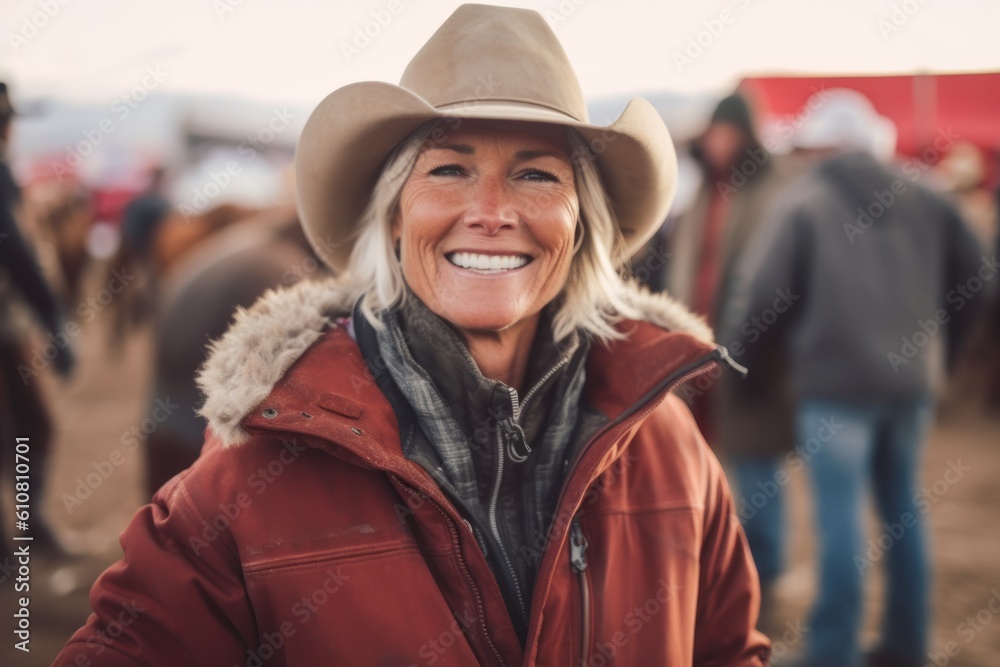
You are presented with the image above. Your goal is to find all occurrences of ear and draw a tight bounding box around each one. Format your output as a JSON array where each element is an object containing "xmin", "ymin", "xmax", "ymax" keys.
[
  {"xmin": 390, "ymin": 211, "xmax": 403, "ymax": 259},
  {"xmin": 390, "ymin": 209, "xmax": 402, "ymax": 243}
]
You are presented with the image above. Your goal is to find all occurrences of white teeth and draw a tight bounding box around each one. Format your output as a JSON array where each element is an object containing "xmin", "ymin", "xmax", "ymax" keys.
[{"xmin": 447, "ymin": 252, "xmax": 529, "ymax": 273}]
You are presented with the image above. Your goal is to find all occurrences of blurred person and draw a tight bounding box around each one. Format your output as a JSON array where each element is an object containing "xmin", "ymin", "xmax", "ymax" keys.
[
  {"xmin": 933, "ymin": 140, "xmax": 997, "ymax": 246},
  {"xmin": 122, "ymin": 166, "xmax": 172, "ymax": 261},
  {"xmin": 721, "ymin": 89, "xmax": 989, "ymax": 667},
  {"xmin": 0, "ymin": 81, "xmax": 75, "ymax": 559},
  {"xmin": 647, "ymin": 91, "xmax": 796, "ymax": 625},
  {"xmin": 933, "ymin": 141, "xmax": 1000, "ymax": 415},
  {"xmin": 54, "ymin": 6, "xmax": 770, "ymax": 665},
  {"xmin": 664, "ymin": 91, "xmax": 790, "ymax": 324},
  {"xmin": 108, "ymin": 165, "xmax": 173, "ymax": 346}
]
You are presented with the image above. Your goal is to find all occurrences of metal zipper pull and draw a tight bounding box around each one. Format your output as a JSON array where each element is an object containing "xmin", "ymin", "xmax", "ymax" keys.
[
  {"xmin": 501, "ymin": 417, "xmax": 530, "ymax": 462},
  {"xmin": 713, "ymin": 344, "xmax": 748, "ymax": 378},
  {"xmin": 570, "ymin": 516, "xmax": 589, "ymax": 572}
]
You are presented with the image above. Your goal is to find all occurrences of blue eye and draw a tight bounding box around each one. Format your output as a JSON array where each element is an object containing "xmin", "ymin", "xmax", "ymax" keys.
[
  {"xmin": 521, "ymin": 168, "xmax": 559, "ymax": 183},
  {"xmin": 429, "ymin": 164, "xmax": 466, "ymax": 177}
]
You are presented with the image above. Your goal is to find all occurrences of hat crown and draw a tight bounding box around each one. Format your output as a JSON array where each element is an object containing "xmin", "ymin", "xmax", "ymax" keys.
[{"xmin": 400, "ymin": 4, "xmax": 588, "ymax": 122}]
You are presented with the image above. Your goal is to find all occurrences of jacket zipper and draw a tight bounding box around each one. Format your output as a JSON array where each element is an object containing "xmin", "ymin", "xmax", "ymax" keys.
[
  {"xmin": 391, "ymin": 476, "xmax": 507, "ymax": 667},
  {"xmin": 524, "ymin": 346, "xmax": 744, "ymax": 657},
  {"xmin": 487, "ymin": 426, "xmax": 529, "ymax": 623},
  {"xmin": 553, "ymin": 346, "xmax": 743, "ymax": 522},
  {"xmin": 484, "ymin": 351, "xmax": 576, "ymax": 623},
  {"xmin": 569, "ymin": 515, "xmax": 590, "ymax": 664},
  {"xmin": 503, "ymin": 352, "xmax": 572, "ymax": 462}
]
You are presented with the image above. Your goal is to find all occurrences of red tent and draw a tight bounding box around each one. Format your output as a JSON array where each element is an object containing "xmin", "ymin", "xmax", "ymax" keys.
[{"xmin": 739, "ymin": 71, "xmax": 1000, "ymax": 174}]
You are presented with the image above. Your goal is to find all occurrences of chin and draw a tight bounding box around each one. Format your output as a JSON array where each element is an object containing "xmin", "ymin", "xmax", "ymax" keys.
[{"xmin": 433, "ymin": 304, "xmax": 530, "ymax": 335}]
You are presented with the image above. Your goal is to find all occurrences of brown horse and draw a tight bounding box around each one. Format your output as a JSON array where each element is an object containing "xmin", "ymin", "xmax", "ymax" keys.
[
  {"xmin": 141, "ymin": 204, "xmax": 328, "ymax": 495},
  {"xmin": 23, "ymin": 181, "xmax": 93, "ymax": 306},
  {"xmin": 106, "ymin": 202, "xmax": 258, "ymax": 348}
]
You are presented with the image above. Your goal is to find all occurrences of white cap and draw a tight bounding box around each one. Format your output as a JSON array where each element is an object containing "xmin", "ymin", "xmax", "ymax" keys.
[{"xmin": 794, "ymin": 88, "xmax": 897, "ymax": 160}]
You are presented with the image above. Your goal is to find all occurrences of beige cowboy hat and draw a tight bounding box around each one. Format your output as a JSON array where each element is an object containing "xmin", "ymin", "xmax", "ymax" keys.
[{"xmin": 296, "ymin": 3, "xmax": 677, "ymax": 272}]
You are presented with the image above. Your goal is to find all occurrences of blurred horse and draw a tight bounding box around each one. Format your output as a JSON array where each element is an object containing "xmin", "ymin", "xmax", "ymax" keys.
[
  {"xmin": 107, "ymin": 202, "xmax": 257, "ymax": 348},
  {"xmin": 25, "ymin": 182, "xmax": 93, "ymax": 306},
  {"xmin": 142, "ymin": 204, "xmax": 327, "ymax": 495}
]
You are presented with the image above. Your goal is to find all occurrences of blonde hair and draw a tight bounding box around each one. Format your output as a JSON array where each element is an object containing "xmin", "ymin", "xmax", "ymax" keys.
[{"xmin": 342, "ymin": 120, "xmax": 643, "ymax": 343}]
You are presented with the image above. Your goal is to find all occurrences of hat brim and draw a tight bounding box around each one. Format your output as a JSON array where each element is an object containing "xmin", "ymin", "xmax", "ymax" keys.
[{"xmin": 295, "ymin": 81, "xmax": 677, "ymax": 272}]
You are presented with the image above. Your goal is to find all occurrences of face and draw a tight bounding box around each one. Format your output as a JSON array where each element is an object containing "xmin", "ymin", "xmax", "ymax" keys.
[
  {"xmin": 393, "ymin": 121, "xmax": 579, "ymax": 336},
  {"xmin": 700, "ymin": 121, "xmax": 746, "ymax": 173}
]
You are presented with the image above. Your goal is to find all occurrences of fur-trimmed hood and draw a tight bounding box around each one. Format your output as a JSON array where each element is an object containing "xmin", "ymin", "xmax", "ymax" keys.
[{"xmin": 196, "ymin": 277, "xmax": 713, "ymax": 447}]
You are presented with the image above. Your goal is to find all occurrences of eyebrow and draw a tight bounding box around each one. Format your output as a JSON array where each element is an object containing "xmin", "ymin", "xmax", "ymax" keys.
[
  {"xmin": 425, "ymin": 143, "xmax": 475, "ymax": 154},
  {"xmin": 514, "ymin": 149, "xmax": 566, "ymax": 161},
  {"xmin": 423, "ymin": 144, "xmax": 567, "ymax": 161}
]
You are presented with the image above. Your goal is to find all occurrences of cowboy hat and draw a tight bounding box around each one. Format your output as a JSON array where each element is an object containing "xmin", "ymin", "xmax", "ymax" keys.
[{"xmin": 295, "ymin": 3, "xmax": 677, "ymax": 271}]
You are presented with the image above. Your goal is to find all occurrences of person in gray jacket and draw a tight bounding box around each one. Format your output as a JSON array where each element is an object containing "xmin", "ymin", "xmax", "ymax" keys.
[{"xmin": 720, "ymin": 89, "xmax": 989, "ymax": 667}]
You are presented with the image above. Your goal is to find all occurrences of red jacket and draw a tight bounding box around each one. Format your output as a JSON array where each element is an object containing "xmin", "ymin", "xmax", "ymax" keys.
[{"xmin": 54, "ymin": 279, "xmax": 770, "ymax": 666}]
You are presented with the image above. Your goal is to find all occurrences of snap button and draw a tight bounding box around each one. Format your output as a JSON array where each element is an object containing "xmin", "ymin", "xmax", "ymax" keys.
[
  {"xmin": 351, "ymin": 427, "xmax": 363, "ymax": 436},
  {"xmin": 262, "ymin": 408, "xmax": 278, "ymax": 419}
]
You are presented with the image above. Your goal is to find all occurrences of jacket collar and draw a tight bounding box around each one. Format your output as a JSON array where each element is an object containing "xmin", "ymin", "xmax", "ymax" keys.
[{"xmin": 196, "ymin": 276, "xmax": 716, "ymax": 449}]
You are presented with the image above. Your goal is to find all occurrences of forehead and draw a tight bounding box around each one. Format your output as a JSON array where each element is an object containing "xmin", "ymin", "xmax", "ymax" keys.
[{"xmin": 420, "ymin": 119, "xmax": 572, "ymax": 157}]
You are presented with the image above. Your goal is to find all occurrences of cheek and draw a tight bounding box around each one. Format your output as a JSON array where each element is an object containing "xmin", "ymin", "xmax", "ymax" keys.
[
  {"xmin": 397, "ymin": 190, "xmax": 453, "ymax": 250},
  {"xmin": 534, "ymin": 196, "xmax": 578, "ymax": 255}
]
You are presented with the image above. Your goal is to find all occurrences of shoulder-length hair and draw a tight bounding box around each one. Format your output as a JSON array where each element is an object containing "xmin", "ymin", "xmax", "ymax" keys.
[{"xmin": 342, "ymin": 120, "xmax": 643, "ymax": 343}]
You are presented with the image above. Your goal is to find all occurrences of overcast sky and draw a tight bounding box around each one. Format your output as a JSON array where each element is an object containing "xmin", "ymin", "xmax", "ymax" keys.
[{"xmin": 1, "ymin": 0, "xmax": 996, "ymax": 108}]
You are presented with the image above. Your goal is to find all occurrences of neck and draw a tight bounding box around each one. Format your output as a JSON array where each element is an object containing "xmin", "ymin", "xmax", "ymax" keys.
[{"xmin": 458, "ymin": 316, "xmax": 539, "ymax": 393}]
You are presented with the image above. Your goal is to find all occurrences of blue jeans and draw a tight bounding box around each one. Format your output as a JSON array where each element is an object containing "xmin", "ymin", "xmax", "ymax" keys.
[
  {"xmin": 798, "ymin": 398, "xmax": 933, "ymax": 667},
  {"xmin": 731, "ymin": 456, "xmax": 786, "ymax": 585}
]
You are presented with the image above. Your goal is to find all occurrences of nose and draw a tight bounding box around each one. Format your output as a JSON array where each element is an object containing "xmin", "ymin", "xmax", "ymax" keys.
[{"xmin": 461, "ymin": 173, "xmax": 518, "ymax": 235}]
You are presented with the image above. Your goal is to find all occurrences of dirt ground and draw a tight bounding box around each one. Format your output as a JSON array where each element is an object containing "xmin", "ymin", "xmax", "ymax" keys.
[{"xmin": 1, "ymin": 278, "xmax": 998, "ymax": 666}]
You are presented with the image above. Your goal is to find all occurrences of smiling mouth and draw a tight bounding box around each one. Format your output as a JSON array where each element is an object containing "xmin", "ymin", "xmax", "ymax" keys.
[{"xmin": 446, "ymin": 252, "xmax": 531, "ymax": 274}]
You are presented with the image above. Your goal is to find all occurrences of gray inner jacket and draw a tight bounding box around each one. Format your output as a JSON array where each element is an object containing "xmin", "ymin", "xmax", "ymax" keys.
[{"xmin": 367, "ymin": 291, "xmax": 598, "ymax": 641}]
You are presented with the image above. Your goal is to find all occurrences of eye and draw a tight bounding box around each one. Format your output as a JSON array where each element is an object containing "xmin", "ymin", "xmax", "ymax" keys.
[
  {"xmin": 519, "ymin": 168, "xmax": 560, "ymax": 183},
  {"xmin": 428, "ymin": 163, "xmax": 468, "ymax": 177}
]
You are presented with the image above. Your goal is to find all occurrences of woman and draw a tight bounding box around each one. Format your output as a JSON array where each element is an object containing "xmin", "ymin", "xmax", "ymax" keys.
[{"xmin": 55, "ymin": 5, "xmax": 770, "ymax": 665}]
